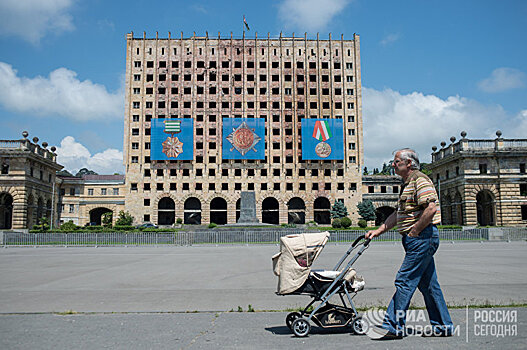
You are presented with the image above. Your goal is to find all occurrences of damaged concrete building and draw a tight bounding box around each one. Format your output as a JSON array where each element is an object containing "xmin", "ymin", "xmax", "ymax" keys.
[{"xmin": 123, "ymin": 32, "xmax": 364, "ymax": 225}]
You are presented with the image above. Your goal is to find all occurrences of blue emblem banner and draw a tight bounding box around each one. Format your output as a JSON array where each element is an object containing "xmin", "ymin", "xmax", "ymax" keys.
[
  {"xmin": 222, "ymin": 118, "xmax": 265, "ymax": 160},
  {"xmin": 151, "ymin": 118, "xmax": 194, "ymax": 160},
  {"xmin": 301, "ymin": 118, "xmax": 344, "ymax": 160}
]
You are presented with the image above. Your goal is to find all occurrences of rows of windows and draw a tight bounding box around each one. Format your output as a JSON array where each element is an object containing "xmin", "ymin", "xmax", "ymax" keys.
[
  {"xmin": 367, "ymin": 185, "xmax": 399, "ymax": 194},
  {"xmin": 131, "ymin": 114, "xmax": 355, "ymax": 124},
  {"xmin": 131, "ymin": 154, "xmax": 357, "ymax": 164},
  {"xmin": 131, "ymin": 182, "xmax": 357, "ymax": 192},
  {"xmin": 437, "ymin": 162, "xmax": 526, "ymax": 182},
  {"xmin": 59, "ymin": 204, "xmax": 76, "ymax": 213},
  {"xmin": 135, "ymin": 60, "xmax": 353, "ymax": 70},
  {"xmin": 134, "ymin": 73, "xmax": 353, "ymax": 84},
  {"xmin": 133, "ymin": 86, "xmax": 354, "ymax": 96},
  {"xmin": 135, "ymin": 44, "xmax": 355, "ymax": 58},
  {"xmin": 60, "ymin": 188, "xmax": 120, "ymax": 196},
  {"xmin": 26, "ymin": 166, "xmax": 52, "ymax": 182},
  {"xmin": 141, "ymin": 168, "xmax": 347, "ymax": 177},
  {"xmin": 132, "ymin": 100, "xmax": 355, "ymax": 111}
]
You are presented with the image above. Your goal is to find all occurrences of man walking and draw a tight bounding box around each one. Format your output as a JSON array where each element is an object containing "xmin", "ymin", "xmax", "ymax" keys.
[{"xmin": 366, "ymin": 148, "xmax": 454, "ymax": 340}]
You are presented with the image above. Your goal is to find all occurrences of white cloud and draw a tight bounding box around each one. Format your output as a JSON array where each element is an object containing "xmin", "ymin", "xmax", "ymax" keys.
[
  {"xmin": 0, "ymin": 62, "xmax": 123, "ymax": 121},
  {"xmin": 0, "ymin": 0, "xmax": 75, "ymax": 45},
  {"xmin": 362, "ymin": 87, "xmax": 524, "ymax": 170},
  {"xmin": 55, "ymin": 136, "xmax": 123, "ymax": 174},
  {"xmin": 278, "ymin": 0, "xmax": 351, "ymax": 32},
  {"xmin": 477, "ymin": 67, "xmax": 526, "ymax": 93},
  {"xmin": 380, "ymin": 33, "xmax": 400, "ymax": 46}
]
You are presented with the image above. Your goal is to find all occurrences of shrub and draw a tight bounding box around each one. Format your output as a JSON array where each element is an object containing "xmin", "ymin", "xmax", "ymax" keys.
[
  {"xmin": 208, "ymin": 223, "xmax": 217, "ymax": 229},
  {"xmin": 101, "ymin": 212, "xmax": 113, "ymax": 227},
  {"xmin": 113, "ymin": 225, "xmax": 135, "ymax": 231},
  {"xmin": 60, "ymin": 221, "xmax": 78, "ymax": 231},
  {"xmin": 115, "ymin": 211, "xmax": 134, "ymax": 226},
  {"xmin": 176, "ymin": 218, "xmax": 183, "ymax": 224},
  {"xmin": 358, "ymin": 219, "xmax": 367, "ymax": 228},
  {"xmin": 332, "ymin": 218, "xmax": 342, "ymax": 228},
  {"xmin": 32, "ymin": 217, "xmax": 50, "ymax": 231},
  {"xmin": 340, "ymin": 217, "xmax": 352, "ymax": 228},
  {"xmin": 86, "ymin": 225, "xmax": 104, "ymax": 231}
]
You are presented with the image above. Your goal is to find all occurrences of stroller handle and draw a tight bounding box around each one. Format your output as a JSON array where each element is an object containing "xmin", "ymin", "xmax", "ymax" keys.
[{"xmin": 352, "ymin": 235, "xmax": 371, "ymax": 248}]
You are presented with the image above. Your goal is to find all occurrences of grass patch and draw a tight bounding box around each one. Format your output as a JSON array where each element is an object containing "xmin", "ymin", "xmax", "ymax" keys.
[{"xmin": 55, "ymin": 310, "xmax": 78, "ymax": 315}]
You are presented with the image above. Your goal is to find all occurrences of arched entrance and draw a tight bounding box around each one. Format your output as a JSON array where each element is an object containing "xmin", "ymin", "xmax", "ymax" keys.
[
  {"xmin": 184, "ymin": 197, "xmax": 201, "ymax": 225},
  {"xmin": 440, "ymin": 195, "xmax": 452, "ymax": 225},
  {"xmin": 27, "ymin": 194, "xmax": 35, "ymax": 229},
  {"xmin": 36, "ymin": 197, "xmax": 44, "ymax": 222},
  {"xmin": 313, "ymin": 197, "xmax": 331, "ymax": 225},
  {"xmin": 287, "ymin": 197, "xmax": 305, "ymax": 224},
  {"xmin": 375, "ymin": 206, "xmax": 396, "ymax": 226},
  {"xmin": 0, "ymin": 192, "xmax": 13, "ymax": 229},
  {"xmin": 262, "ymin": 197, "xmax": 279, "ymax": 224},
  {"xmin": 46, "ymin": 199, "xmax": 52, "ymax": 219},
  {"xmin": 476, "ymin": 190, "xmax": 495, "ymax": 226},
  {"xmin": 89, "ymin": 207, "xmax": 112, "ymax": 226},
  {"xmin": 454, "ymin": 192, "xmax": 463, "ymax": 225},
  {"xmin": 210, "ymin": 197, "xmax": 227, "ymax": 225},
  {"xmin": 158, "ymin": 198, "xmax": 175, "ymax": 225}
]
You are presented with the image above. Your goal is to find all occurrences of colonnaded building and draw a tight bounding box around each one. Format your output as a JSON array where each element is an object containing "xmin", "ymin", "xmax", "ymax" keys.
[
  {"xmin": 123, "ymin": 32, "xmax": 364, "ymax": 225},
  {"xmin": 428, "ymin": 131, "xmax": 527, "ymax": 226}
]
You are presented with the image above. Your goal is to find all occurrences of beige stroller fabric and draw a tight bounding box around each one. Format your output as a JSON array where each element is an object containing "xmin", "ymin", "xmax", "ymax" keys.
[{"xmin": 272, "ymin": 232, "xmax": 330, "ymax": 294}]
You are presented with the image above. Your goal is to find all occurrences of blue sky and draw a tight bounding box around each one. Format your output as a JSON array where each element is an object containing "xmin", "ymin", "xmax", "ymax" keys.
[{"xmin": 1, "ymin": 0, "xmax": 526, "ymax": 173}]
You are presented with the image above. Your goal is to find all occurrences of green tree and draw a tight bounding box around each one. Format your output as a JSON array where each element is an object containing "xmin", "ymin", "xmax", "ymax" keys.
[
  {"xmin": 102, "ymin": 212, "xmax": 113, "ymax": 227},
  {"xmin": 363, "ymin": 167, "xmax": 369, "ymax": 175},
  {"xmin": 357, "ymin": 200, "xmax": 376, "ymax": 222},
  {"xmin": 380, "ymin": 162, "xmax": 395, "ymax": 175},
  {"xmin": 115, "ymin": 210, "xmax": 133, "ymax": 226},
  {"xmin": 330, "ymin": 200, "xmax": 349, "ymax": 219},
  {"xmin": 420, "ymin": 162, "xmax": 432, "ymax": 176},
  {"xmin": 75, "ymin": 168, "xmax": 98, "ymax": 177},
  {"xmin": 60, "ymin": 221, "xmax": 78, "ymax": 231}
]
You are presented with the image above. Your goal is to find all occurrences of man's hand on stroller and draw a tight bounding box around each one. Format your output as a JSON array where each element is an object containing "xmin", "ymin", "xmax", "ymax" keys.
[
  {"xmin": 365, "ymin": 229, "xmax": 382, "ymax": 240},
  {"xmin": 366, "ymin": 211, "xmax": 397, "ymax": 240}
]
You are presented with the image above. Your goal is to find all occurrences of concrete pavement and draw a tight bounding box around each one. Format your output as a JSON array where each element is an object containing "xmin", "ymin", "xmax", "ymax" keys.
[
  {"xmin": 0, "ymin": 308, "xmax": 525, "ymax": 349},
  {"xmin": 0, "ymin": 241, "xmax": 525, "ymax": 313}
]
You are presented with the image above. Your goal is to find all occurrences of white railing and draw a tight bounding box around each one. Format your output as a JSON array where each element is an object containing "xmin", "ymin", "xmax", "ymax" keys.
[
  {"xmin": 0, "ymin": 140, "xmax": 23, "ymax": 149},
  {"xmin": 2, "ymin": 228, "xmax": 527, "ymax": 246}
]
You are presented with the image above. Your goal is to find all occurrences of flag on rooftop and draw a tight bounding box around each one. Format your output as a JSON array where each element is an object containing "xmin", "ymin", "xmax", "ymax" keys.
[{"xmin": 243, "ymin": 15, "xmax": 250, "ymax": 31}]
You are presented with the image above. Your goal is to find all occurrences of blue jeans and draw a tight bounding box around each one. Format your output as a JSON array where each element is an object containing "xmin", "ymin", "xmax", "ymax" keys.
[{"xmin": 382, "ymin": 225, "xmax": 454, "ymax": 336}]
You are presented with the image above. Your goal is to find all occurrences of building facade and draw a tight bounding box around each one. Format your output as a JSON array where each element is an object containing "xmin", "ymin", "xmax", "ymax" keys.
[
  {"xmin": 57, "ymin": 175, "xmax": 125, "ymax": 226},
  {"xmin": 428, "ymin": 131, "xmax": 527, "ymax": 226},
  {"xmin": 123, "ymin": 32, "xmax": 364, "ymax": 225},
  {"xmin": 0, "ymin": 133, "xmax": 62, "ymax": 230},
  {"xmin": 362, "ymin": 175, "xmax": 400, "ymax": 225}
]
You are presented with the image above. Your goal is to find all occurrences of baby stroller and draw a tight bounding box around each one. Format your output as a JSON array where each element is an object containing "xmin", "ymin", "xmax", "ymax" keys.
[{"xmin": 272, "ymin": 232, "xmax": 371, "ymax": 337}]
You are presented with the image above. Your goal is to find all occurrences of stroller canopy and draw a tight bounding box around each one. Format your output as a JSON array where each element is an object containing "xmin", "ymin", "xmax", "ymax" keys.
[{"xmin": 272, "ymin": 232, "xmax": 330, "ymax": 294}]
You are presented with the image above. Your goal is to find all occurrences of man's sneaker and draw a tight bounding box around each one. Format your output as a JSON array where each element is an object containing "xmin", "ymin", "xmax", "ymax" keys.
[{"xmin": 368, "ymin": 326, "xmax": 403, "ymax": 340}]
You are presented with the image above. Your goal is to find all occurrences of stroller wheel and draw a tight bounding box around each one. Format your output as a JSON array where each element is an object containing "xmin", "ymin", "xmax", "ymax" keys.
[
  {"xmin": 292, "ymin": 317, "xmax": 311, "ymax": 337},
  {"xmin": 351, "ymin": 316, "xmax": 369, "ymax": 335},
  {"xmin": 286, "ymin": 312, "xmax": 301, "ymax": 329}
]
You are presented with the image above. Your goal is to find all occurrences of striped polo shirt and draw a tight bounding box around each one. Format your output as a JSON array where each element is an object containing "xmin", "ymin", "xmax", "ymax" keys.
[{"xmin": 396, "ymin": 170, "xmax": 441, "ymax": 235}]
